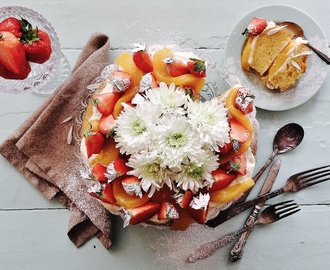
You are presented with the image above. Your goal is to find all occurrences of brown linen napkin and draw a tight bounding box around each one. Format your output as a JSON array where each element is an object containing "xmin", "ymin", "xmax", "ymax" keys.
[{"xmin": 0, "ymin": 32, "xmax": 113, "ymax": 248}]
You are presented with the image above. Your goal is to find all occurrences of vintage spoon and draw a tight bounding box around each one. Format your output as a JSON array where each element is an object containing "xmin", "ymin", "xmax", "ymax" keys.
[
  {"xmin": 280, "ymin": 21, "xmax": 330, "ymax": 65},
  {"xmin": 234, "ymin": 122, "xmax": 304, "ymax": 204}
]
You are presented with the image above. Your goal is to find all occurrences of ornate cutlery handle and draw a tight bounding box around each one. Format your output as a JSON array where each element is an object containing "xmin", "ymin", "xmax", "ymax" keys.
[
  {"xmin": 188, "ymin": 226, "xmax": 249, "ymax": 262},
  {"xmin": 229, "ymin": 207, "xmax": 260, "ymax": 261}
]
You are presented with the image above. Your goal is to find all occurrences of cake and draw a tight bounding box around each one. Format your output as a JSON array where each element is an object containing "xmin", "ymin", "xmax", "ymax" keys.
[
  {"xmin": 241, "ymin": 17, "xmax": 311, "ymax": 91},
  {"xmin": 80, "ymin": 44, "xmax": 258, "ymax": 230}
]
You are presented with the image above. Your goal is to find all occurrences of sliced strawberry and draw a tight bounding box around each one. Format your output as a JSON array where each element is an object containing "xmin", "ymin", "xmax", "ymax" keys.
[
  {"xmin": 209, "ymin": 168, "xmax": 237, "ymax": 191},
  {"xmin": 0, "ymin": 17, "xmax": 23, "ymax": 38},
  {"xmin": 84, "ymin": 125, "xmax": 105, "ymax": 158},
  {"xmin": 225, "ymin": 154, "xmax": 247, "ymax": 175},
  {"xmin": 242, "ymin": 17, "xmax": 267, "ymax": 37},
  {"xmin": 159, "ymin": 201, "xmax": 179, "ymax": 219},
  {"xmin": 218, "ymin": 141, "xmax": 233, "ymax": 154},
  {"xmin": 113, "ymin": 157, "xmax": 131, "ymax": 176},
  {"xmin": 163, "ymin": 56, "xmax": 189, "ymax": 77},
  {"xmin": 112, "ymin": 70, "xmax": 132, "ymax": 92},
  {"xmin": 229, "ymin": 118, "xmax": 250, "ymax": 152},
  {"xmin": 0, "ymin": 60, "xmax": 31, "ymax": 80},
  {"xmin": 89, "ymin": 182, "xmax": 116, "ymax": 204},
  {"xmin": 132, "ymin": 43, "xmax": 153, "ymax": 73},
  {"xmin": 122, "ymin": 176, "xmax": 142, "ymax": 197},
  {"xmin": 188, "ymin": 193, "xmax": 210, "ymax": 224},
  {"xmin": 139, "ymin": 72, "xmax": 159, "ymax": 92},
  {"xmin": 174, "ymin": 189, "xmax": 193, "ymax": 208},
  {"xmin": 91, "ymin": 92, "xmax": 121, "ymax": 116},
  {"xmin": 0, "ymin": 31, "xmax": 28, "ymax": 75},
  {"xmin": 125, "ymin": 201, "xmax": 161, "ymax": 225},
  {"xmin": 235, "ymin": 87, "xmax": 255, "ymax": 114},
  {"xmin": 91, "ymin": 163, "xmax": 108, "ymax": 182},
  {"xmin": 187, "ymin": 58, "xmax": 206, "ymax": 78},
  {"xmin": 98, "ymin": 114, "xmax": 115, "ymax": 137}
]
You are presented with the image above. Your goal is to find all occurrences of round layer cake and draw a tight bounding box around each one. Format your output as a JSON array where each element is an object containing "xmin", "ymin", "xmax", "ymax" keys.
[{"xmin": 80, "ymin": 44, "xmax": 258, "ymax": 230}]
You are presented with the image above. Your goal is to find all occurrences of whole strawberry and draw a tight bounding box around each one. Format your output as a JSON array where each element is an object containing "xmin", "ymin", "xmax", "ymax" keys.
[
  {"xmin": 0, "ymin": 17, "xmax": 23, "ymax": 38},
  {"xmin": 20, "ymin": 18, "xmax": 52, "ymax": 64}
]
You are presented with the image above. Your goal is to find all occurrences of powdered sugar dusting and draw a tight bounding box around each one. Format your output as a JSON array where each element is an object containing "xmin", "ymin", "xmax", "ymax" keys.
[{"xmin": 147, "ymin": 223, "xmax": 233, "ymax": 269}]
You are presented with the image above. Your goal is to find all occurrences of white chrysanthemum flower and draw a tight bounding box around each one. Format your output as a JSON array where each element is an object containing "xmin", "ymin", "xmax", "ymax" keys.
[
  {"xmin": 175, "ymin": 149, "xmax": 218, "ymax": 192},
  {"xmin": 145, "ymin": 82, "xmax": 187, "ymax": 115},
  {"xmin": 187, "ymin": 97, "xmax": 230, "ymax": 151},
  {"xmin": 156, "ymin": 114, "xmax": 201, "ymax": 168},
  {"xmin": 127, "ymin": 150, "xmax": 173, "ymax": 197},
  {"xmin": 114, "ymin": 103, "xmax": 161, "ymax": 154}
]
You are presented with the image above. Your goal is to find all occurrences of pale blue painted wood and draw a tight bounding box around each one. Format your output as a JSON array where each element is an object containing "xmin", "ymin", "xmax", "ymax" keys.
[{"xmin": 1, "ymin": 1, "xmax": 330, "ymax": 269}]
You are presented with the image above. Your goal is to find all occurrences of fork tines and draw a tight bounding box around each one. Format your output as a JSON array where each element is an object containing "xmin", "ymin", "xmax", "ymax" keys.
[
  {"xmin": 273, "ymin": 200, "xmax": 300, "ymax": 218},
  {"xmin": 298, "ymin": 165, "xmax": 330, "ymax": 187}
]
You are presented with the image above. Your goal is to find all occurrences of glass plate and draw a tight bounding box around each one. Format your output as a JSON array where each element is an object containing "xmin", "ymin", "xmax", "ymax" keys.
[{"xmin": 0, "ymin": 6, "xmax": 63, "ymax": 94}]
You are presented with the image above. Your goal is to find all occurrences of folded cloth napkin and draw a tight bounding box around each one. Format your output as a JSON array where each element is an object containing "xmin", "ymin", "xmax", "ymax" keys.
[{"xmin": 0, "ymin": 32, "xmax": 113, "ymax": 248}]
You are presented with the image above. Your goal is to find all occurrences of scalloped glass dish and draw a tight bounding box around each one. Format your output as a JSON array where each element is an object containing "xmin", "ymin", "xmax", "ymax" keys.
[
  {"xmin": 0, "ymin": 6, "xmax": 66, "ymax": 94},
  {"xmin": 225, "ymin": 5, "xmax": 329, "ymax": 111}
]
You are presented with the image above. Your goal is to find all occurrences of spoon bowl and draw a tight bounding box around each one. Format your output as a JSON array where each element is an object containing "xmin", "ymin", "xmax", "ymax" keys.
[
  {"xmin": 280, "ymin": 21, "xmax": 330, "ymax": 65},
  {"xmin": 235, "ymin": 123, "xmax": 304, "ymax": 203}
]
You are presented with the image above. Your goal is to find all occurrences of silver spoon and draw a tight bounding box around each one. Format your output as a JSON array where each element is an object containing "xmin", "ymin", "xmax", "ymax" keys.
[
  {"xmin": 234, "ymin": 122, "xmax": 304, "ymax": 204},
  {"xmin": 280, "ymin": 21, "xmax": 330, "ymax": 65}
]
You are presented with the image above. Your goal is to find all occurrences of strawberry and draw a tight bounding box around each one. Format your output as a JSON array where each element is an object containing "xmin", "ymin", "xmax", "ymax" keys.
[
  {"xmin": 88, "ymin": 182, "xmax": 116, "ymax": 204},
  {"xmin": 0, "ymin": 31, "xmax": 28, "ymax": 75},
  {"xmin": 218, "ymin": 141, "xmax": 232, "ymax": 154},
  {"xmin": 0, "ymin": 60, "xmax": 31, "ymax": 80},
  {"xmin": 122, "ymin": 176, "xmax": 142, "ymax": 197},
  {"xmin": 139, "ymin": 72, "xmax": 158, "ymax": 92},
  {"xmin": 242, "ymin": 17, "xmax": 268, "ymax": 37},
  {"xmin": 158, "ymin": 201, "xmax": 179, "ymax": 219},
  {"xmin": 98, "ymin": 114, "xmax": 115, "ymax": 137},
  {"xmin": 91, "ymin": 163, "xmax": 108, "ymax": 182},
  {"xmin": 112, "ymin": 70, "xmax": 132, "ymax": 92},
  {"xmin": 113, "ymin": 157, "xmax": 131, "ymax": 176},
  {"xmin": 0, "ymin": 17, "xmax": 23, "ymax": 38},
  {"xmin": 225, "ymin": 154, "xmax": 247, "ymax": 175},
  {"xmin": 235, "ymin": 87, "xmax": 255, "ymax": 114},
  {"xmin": 20, "ymin": 19, "xmax": 52, "ymax": 64},
  {"xmin": 187, "ymin": 58, "xmax": 206, "ymax": 78},
  {"xmin": 91, "ymin": 92, "xmax": 121, "ymax": 116},
  {"xmin": 132, "ymin": 43, "xmax": 153, "ymax": 73},
  {"xmin": 163, "ymin": 56, "xmax": 189, "ymax": 77},
  {"xmin": 229, "ymin": 118, "xmax": 250, "ymax": 152},
  {"xmin": 125, "ymin": 201, "xmax": 161, "ymax": 225},
  {"xmin": 208, "ymin": 168, "xmax": 237, "ymax": 191},
  {"xmin": 84, "ymin": 125, "xmax": 105, "ymax": 158},
  {"xmin": 183, "ymin": 87, "xmax": 201, "ymax": 101},
  {"xmin": 174, "ymin": 189, "xmax": 193, "ymax": 208},
  {"xmin": 188, "ymin": 193, "xmax": 210, "ymax": 224}
]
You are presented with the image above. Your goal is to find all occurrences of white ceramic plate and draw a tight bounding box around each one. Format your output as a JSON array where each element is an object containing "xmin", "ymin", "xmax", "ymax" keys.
[{"xmin": 224, "ymin": 5, "xmax": 329, "ymax": 111}]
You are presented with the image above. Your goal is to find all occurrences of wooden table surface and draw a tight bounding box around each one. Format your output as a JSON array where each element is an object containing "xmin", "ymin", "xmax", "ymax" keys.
[{"xmin": 1, "ymin": 1, "xmax": 330, "ymax": 269}]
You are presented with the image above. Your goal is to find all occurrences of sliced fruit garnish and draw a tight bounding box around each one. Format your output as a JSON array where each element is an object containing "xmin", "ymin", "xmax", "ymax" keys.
[{"xmin": 123, "ymin": 201, "xmax": 161, "ymax": 226}]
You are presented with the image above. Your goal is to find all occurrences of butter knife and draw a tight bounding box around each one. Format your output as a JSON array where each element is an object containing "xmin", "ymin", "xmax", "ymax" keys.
[{"xmin": 229, "ymin": 158, "xmax": 281, "ymax": 262}]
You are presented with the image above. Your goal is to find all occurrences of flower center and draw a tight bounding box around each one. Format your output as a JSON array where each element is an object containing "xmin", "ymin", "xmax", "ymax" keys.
[
  {"xmin": 168, "ymin": 131, "xmax": 187, "ymax": 148},
  {"xmin": 187, "ymin": 164, "xmax": 204, "ymax": 179},
  {"xmin": 131, "ymin": 118, "xmax": 146, "ymax": 135},
  {"xmin": 204, "ymin": 112, "xmax": 216, "ymax": 125}
]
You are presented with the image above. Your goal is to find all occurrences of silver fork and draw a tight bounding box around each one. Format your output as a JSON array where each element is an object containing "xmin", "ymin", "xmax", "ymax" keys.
[
  {"xmin": 188, "ymin": 200, "xmax": 300, "ymax": 263},
  {"xmin": 206, "ymin": 164, "xmax": 330, "ymax": 227}
]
